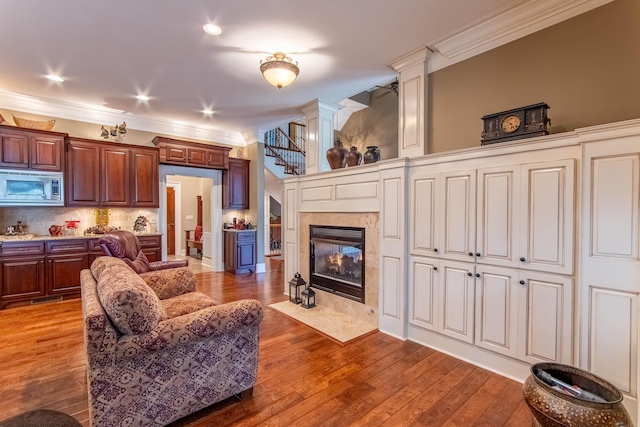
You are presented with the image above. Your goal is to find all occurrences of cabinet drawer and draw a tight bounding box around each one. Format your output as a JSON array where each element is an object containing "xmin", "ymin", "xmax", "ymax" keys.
[
  {"xmin": 237, "ymin": 232, "xmax": 256, "ymax": 242},
  {"xmin": 138, "ymin": 235, "xmax": 161, "ymax": 248},
  {"xmin": 0, "ymin": 242, "xmax": 45, "ymax": 256},
  {"xmin": 46, "ymin": 240, "xmax": 89, "ymax": 254},
  {"xmin": 88, "ymin": 238, "xmax": 102, "ymax": 252}
]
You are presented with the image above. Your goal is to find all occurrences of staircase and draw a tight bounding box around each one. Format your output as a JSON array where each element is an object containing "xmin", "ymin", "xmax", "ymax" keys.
[{"xmin": 265, "ymin": 122, "xmax": 306, "ymax": 175}]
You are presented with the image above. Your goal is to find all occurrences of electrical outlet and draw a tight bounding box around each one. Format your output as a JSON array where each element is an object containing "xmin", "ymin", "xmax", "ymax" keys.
[{"xmin": 185, "ymin": 215, "xmax": 194, "ymax": 220}]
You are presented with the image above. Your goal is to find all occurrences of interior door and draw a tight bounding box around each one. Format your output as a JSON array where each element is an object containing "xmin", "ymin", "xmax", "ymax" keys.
[{"xmin": 166, "ymin": 186, "xmax": 176, "ymax": 255}]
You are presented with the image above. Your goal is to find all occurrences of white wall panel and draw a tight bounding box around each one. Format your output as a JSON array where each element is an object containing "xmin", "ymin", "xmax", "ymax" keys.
[
  {"xmin": 300, "ymin": 185, "xmax": 333, "ymax": 202},
  {"xmin": 336, "ymin": 181, "xmax": 378, "ymax": 201},
  {"xmin": 382, "ymin": 256, "xmax": 401, "ymax": 319},
  {"xmin": 382, "ymin": 177, "xmax": 402, "ymax": 240}
]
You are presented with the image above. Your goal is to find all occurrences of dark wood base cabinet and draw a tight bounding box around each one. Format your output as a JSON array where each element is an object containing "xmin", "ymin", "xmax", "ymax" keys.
[
  {"xmin": 0, "ymin": 234, "xmax": 162, "ymax": 309},
  {"xmin": 224, "ymin": 230, "xmax": 256, "ymax": 274}
]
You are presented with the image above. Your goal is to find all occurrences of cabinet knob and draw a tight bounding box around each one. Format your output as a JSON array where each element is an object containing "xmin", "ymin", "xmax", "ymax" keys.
[
  {"xmin": 519, "ymin": 280, "xmax": 526, "ymax": 285},
  {"xmin": 433, "ymin": 267, "xmax": 438, "ymax": 271},
  {"xmin": 433, "ymin": 248, "xmax": 438, "ymax": 252},
  {"xmin": 475, "ymin": 273, "xmax": 480, "ymax": 278},
  {"xmin": 468, "ymin": 252, "xmax": 474, "ymax": 257},
  {"xmin": 475, "ymin": 252, "xmax": 481, "ymax": 257},
  {"xmin": 520, "ymin": 257, "xmax": 526, "ymax": 262},
  {"xmin": 467, "ymin": 272, "xmax": 472, "ymax": 277}
]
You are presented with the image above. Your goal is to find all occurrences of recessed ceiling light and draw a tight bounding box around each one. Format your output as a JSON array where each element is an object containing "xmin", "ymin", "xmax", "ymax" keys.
[
  {"xmin": 136, "ymin": 94, "xmax": 150, "ymax": 101},
  {"xmin": 45, "ymin": 74, "xmax": 64, "ymax": 83},
  {"xmin": 202, "ymin": 109, "xmax": 214, "ymax": 115},
  {"xmin": 203, "ymin": 24, "xmax": 222, "ymax": 36}
]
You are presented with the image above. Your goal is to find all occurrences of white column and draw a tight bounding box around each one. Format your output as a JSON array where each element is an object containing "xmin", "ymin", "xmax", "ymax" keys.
[
  {"xmin": 389, "ymin": 46, "xmax": 433, "ymax": 158},
  {"xmin": 300, "ymin": 100, "xmax": 340, "ymax": 174}
]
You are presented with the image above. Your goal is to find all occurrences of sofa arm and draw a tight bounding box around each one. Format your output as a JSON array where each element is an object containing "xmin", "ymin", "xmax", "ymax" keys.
[
  {"xmin": 115, "ymin": 299, "xmax": 263, "ymax": 360},
  {"xmin": 149, "ymin": 258, "xmax": 189, "ymax": 271},
  {"xmin": 138, "ymin": 267, "xmax": 197, "ymax": 300}
]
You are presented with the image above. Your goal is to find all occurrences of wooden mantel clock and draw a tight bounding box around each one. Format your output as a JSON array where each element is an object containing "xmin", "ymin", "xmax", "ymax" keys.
[{"xmin": 481, "ymin": 103, "xmax": 551, "ymax": 145}]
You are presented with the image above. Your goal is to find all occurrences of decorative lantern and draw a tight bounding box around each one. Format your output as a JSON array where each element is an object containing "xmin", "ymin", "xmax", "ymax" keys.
[
  {"xmin": 301, "ymin": 284, "xmax": 316, "ymax": 309},
  {"xmin": 289, "ymin": 272, "xmax": 306, "ymax": 304}
]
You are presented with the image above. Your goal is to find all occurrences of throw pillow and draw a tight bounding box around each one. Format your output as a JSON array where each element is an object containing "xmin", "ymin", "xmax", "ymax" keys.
[{"xmin": 92, "ymin": 257, "xmax": 166, "ymax": 335}]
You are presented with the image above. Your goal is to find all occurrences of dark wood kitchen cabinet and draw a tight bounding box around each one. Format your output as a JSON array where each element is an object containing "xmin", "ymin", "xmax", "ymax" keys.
[
  {"xmin": 0, "ymin": 124, "xmax": 65, "ymax": 171},
  {"xmin": 0, "ymin": 241, "xmax": 46, "ymax": 306},
  {"xmin": 224, "ymin": 230, "xmax": 256, "ymax": 274},
  {"xmin": 46, "ymin": 240, "xmax": 90, "ymax": 296},
  {"xmin": 67, "ymin": 138, "xmax": 159, "ymax": 207},
  {"xmin": 223, "ymin": 158, "xmax": 250, "ymax": 209},
  {"xmin": 152, "ymin": 136, "xmax": 230, "ymax": 170}
]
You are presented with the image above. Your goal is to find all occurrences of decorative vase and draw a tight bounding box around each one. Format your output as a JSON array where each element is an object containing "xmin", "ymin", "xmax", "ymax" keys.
[
  {"xmin": 326, "ymin": 138, "xmax": 348, "ymax": 170},
  {"xmin": 346, "ymin": 146, "xmax": 362, "ymax": 167},
  {"xmin": 523, "ymin": 362, "xmax": 632, "ymax": 427},
  {"xmin": 363, "ymin": 146, "xmax": 381, "ymax": 164}
]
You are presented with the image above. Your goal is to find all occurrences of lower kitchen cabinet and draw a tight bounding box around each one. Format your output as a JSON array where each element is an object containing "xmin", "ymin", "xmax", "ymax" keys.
[
  {"xmin": 408, "ymin": 256, "xmax": 573, "ymax": 365},
  {"xmin": 0, "ymin": 256, "xmax": 46, "ymax": 304},
  {"xmin": 46, "ymin": 240, "xmax": 90, "ymax": 295},
  {"xmin": 224, "ymin": 230, "xmax": 256, "ymax": 274}
]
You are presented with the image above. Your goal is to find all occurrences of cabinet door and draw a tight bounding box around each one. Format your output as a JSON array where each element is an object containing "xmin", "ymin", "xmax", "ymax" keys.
[
  {"xmin": 101, "ymin": 147, "xmax": 130, "ymax": 206},
  {"xmin": 0, "ymin": 131, "xmax": 29, "ymax": 169},
  {"xmin": 166, "ymin": 144, "xmax": 188, "ymax": 163},
  {"xmin": 476, "ymin": 166, "xmax": 519, "ymax": 268},
  {"xmin": 30, "ymin": 135, "xmax": 63, "ymax": 171},
  {"xmin": 0, "ymin": 256, "xmax": 45, "ymax": 301},
  {"xmin": 131, "ymin": 149, "xmax": 159, "ymax": 207},
  {"xmin": 47, "ymin": 253, "xmax": 89, "ymax": 295},
  {"xmin": 517, "ymin": 271, "xmax": 573, "ymax": 364},
  {"xmin": 474, "ymin": 265, "xmax": 519, "ymax": 358},
  {"xmin": 237, "ymin": 241, "xmax": 256, "ymax": 270},
  {"xmin": 67, "ymin": 141, "xmax": 100, "ymax": 206},
  {"xmin": 519, "ymin": 159, "xmax": 574, "ymax": 275},
  {"xmin": 223, "ymin": 159, "xmax": 250, "ymax": 209},
  {"xmin": 187, "ymin": 147, "xmax": 207, "ymax": 165},
  {"xmin": 408, "ymin": 256, "xmax": 439, "ymax": 331},
  {"xmin": 207, "ymin": 148, "xmax": 227, "ymax": 168},
  {"xmin": 409, "ymin": 173, "xmax": 440, "ymax": 257},
  {"xmin": 439, "ymin": 260, "xmax": 475, "ymax": 344},
  {"xmin": 224, "ymin": 232, "xmax": 236, "ymax": 270},
  {"xmin": 440, "ymin": 170, "xmax": 476, "ymax": 262}
]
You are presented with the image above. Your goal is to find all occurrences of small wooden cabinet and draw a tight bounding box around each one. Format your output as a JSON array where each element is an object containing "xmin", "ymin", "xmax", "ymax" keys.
[
  {"xmin": 0, "ymin": 124, "xmax": 65, "ymax": 171},
  {"xmin": 223, "ymin": 158, "xmax": 250, "ymax": 209},
  {"xmin": 46, "ymin": 240, "xmax": 90, "ymax": 296},
  {"xmin": 67, "ymin": 138, "xmax": 160, "ymax": 207},
  {"xmin": 224, "ymin": 230, "xmax": 256, "ymax": 274},
  {"xmin": 0, "ymin": 241, "xmax": 46, "ymax": 305},
  {"xmin": 152, "ymin": 136, "xmax": 230, "ymax": 170}
]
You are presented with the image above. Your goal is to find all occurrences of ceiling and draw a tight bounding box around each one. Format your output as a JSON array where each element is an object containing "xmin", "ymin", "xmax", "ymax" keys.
[{"xmin": 0, "ymin": 0, "xmax": 602, "ymax": 145}]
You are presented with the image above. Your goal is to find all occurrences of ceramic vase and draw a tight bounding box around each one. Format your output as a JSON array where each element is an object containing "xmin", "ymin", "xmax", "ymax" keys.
[
  {"xmin": 326, "ymin": 138, "xmax": 348, "ymax": 170},
  {"xmin": 363, "ymin": 146, "xmax": 381, "ymax": 164},
  {"xmin": 346, "ymin": 146, "xmax": 362, "ymax": 166}
]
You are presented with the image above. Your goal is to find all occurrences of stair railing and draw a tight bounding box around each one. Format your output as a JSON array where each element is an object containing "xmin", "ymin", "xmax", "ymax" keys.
[{"xmin": 265, "ymin": 124, "xmax": 306, "ymax": 175}]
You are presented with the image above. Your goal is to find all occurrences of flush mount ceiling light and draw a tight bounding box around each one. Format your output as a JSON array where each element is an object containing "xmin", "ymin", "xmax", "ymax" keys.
[
  {"xmin": 45, "ymin": 74, "xmax": 64, "ymax": 83},
  {"xmin": 259, "ymin": 52, "xmax": 299, "ymax": 89},
  {"xmin": 136, "ymin": 94, "xmax": 150, "ymax": 101}
]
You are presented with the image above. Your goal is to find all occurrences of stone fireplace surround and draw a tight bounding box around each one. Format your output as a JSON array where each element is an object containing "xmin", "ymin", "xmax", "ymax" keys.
[{"xmin": 299, "ymin": 212, "xmax": 379, "ymax": 328}]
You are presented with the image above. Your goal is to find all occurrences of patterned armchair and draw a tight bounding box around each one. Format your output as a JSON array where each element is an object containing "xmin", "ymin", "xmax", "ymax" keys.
[{"xmin": 81, "ymin": 257, "xmax": 263, "ymax": 426}]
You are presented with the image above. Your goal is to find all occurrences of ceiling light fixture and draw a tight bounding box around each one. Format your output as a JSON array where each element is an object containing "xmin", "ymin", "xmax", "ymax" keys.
[
  {"xmin": 203, "ymin": 24, "xmax": 222, "ymax": 36},
  {"xmin": 259, "ymin": 52, "xmax": 299, "ymax": 89},
  {"xmin": 136, "ymin": 94, "xmax": 150, "ymax": 101},
  {"xmin": 202, "ymin": 109, "xmax": 214, "ymax": 115},
  {"xmin": 45, "ymin": 74, "xmax": 64, "ymax": 83}
]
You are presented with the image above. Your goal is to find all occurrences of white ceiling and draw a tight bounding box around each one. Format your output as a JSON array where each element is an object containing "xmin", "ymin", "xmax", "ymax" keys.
[{"xmin": 0, "ymin": 0, "xmax": 608, "ymax": 145}]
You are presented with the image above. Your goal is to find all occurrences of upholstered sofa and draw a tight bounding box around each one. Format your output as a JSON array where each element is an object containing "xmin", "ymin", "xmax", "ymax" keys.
[{"xmin": 81, "ymin": 257, "xmax": 263, "ymax": 426}]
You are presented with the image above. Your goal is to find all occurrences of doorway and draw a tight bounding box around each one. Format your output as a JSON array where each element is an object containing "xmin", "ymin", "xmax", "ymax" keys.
[{"xmin": 166, "ymin": 186, "xmax": 176, "ymax": 255}]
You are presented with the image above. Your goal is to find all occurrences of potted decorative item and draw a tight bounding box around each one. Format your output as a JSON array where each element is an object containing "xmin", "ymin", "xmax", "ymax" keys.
[
  {"xmin": 64, "ymin": 220, "xmax": 79, "ymax": 236},
  {"xmin": 133, "ymin": 215, "xmax": 148, "ymax": 233},
  {"xmin": 347, "ymin": 146, "xmax": 362, "ymax": 166},
  {"xmin": 326, "ymin": 137, "xmax": 348, "ymax": 170},
  {"xmin": 363, "ymin": 146, "xmax": 381, "ymax": 164}
]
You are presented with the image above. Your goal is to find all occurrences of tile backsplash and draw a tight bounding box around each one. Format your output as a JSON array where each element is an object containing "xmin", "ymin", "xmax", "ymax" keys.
[{"xmin": 0, "ymin": 207, "xmax": 159, "ymax": 236}]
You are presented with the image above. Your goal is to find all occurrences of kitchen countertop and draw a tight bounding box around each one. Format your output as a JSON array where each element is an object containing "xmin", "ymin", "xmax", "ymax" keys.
[
  {"xmin": 0, "ymin": 232, "xmax": 162, "ymax": 243},
  {"xmin": 223, "ymin": 228, "xmax": 256, "ymax": 232}
]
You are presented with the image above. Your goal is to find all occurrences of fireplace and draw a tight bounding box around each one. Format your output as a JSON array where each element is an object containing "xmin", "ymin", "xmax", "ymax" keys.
[{"xmin": 310, "ymin": 225, "xmax": 365, "ymax": 303}]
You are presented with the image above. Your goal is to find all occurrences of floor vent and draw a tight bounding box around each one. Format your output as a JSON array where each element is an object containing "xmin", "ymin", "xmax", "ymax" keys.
[{"xmin": 32, "ymin": 296, "xmax": 63, "ymax": 304}]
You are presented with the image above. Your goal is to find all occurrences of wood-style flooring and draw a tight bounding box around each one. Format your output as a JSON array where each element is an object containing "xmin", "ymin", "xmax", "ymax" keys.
[{"xmin": 0, "ymin": 259, "xmax": 532, "ymax": 426}]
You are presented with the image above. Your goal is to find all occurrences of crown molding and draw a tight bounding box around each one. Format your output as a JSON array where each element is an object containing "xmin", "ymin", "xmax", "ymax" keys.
[
  {"xmin": 428, "ymin": 0, "xmax": 615, "ymax": 73},
  {"xmin": 389, "ymin": 46, "xmax": 434, "ymax": 72},
  {"xmin": 0, "ymin": 89, "xmax": 246, "ymax": 146}
]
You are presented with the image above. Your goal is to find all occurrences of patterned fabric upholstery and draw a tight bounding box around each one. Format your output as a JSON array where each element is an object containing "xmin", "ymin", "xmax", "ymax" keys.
[
  {"xmin": 139, "ymin": 267, "xmax": 197, "ymax": 300},
  {"xmin": 92, "ymin": 257, "xmax": 166, "ymax": 335},
  {"xmin": 81, "ymin": 258, "xmax": 263, "ymax": 427}
]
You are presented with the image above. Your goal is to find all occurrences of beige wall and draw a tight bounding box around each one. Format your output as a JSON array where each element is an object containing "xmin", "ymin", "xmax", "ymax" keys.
[
  {"xmin": 429, "ymin": 0, "xmax": 640, "ymax": 153},
  {"xmin": 337, "ymin": 87, "xmax": 398, "ymax": 162}
]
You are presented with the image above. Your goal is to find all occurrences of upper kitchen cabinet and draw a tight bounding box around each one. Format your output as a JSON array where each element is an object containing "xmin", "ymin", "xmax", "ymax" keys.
[
  {"xmin": 223, "ymin": 158, "xmax": 250, "ymax": 210},
  {"xmin": 152, "ymin": 136, "xmax": 230, "ymax": 170},
  {"xmin": 66, "ymin": 138, "xmax": 160, "ymax": 207},
  {"xmin": 0, "ymin": 124, "xmax": 66, "ymax": 171}
]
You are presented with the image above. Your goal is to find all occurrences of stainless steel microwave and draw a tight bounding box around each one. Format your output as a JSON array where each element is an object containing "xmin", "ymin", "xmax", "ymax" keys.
[{"xmin": 0, "ymin": 169, "xmax": 64, "ymax": 206}]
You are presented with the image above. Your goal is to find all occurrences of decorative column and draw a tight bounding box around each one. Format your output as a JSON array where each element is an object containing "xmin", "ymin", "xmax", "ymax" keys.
[
  {"xmin": 390, "ymin": 46, "xmax": 433, "ymax": 158},
  {"xmin": 300, "ymin": 100, "xmax": 341, "ymax": 174}
]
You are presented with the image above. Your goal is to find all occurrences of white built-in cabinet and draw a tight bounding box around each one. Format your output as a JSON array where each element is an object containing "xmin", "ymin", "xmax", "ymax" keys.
[
  {"xmin": 408, "ymin": 156, "xmax": 575, "ymax": 365},
  {"xmin": 581, "ymin": 135, "xmax": 640, "ymax": 407}
]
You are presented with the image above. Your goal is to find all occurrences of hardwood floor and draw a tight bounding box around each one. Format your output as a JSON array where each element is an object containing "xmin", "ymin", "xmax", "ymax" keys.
[{"xmin": 0, "ymin": 259, "xmax": 532, "ymax": 426}]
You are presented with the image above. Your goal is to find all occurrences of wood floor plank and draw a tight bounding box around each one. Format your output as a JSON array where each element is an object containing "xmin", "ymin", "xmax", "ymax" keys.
[{"xmin": 0, "ymin": 258, "xmax": 532, "ymax": 426}]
